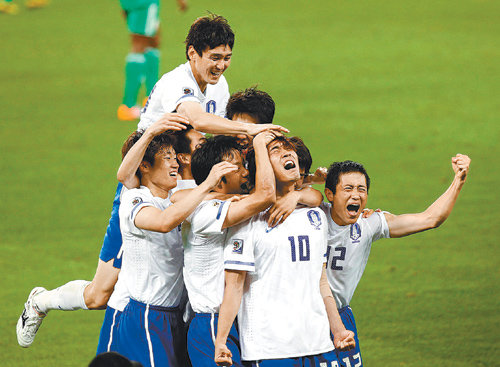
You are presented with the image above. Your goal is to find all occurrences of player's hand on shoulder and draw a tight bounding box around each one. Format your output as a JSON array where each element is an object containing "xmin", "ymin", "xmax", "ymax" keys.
[
  {"xmin": 266, "ymin": 191, "xmax": 298, "ymax": 227},
  {"xmin": 214, "ymin": 343, "xmax": 233, "ymax": 366},
  {"xmin": 247, "ymin": 123, "xmax": 289, "ymax": 136},
  {"xmin": 146, "ymin": 113, "xmax": 190, "ymax": 136},
  {"xmin": 451, "ymin": 154, "xmax": 471, "ymax": 182},
  {"xmin": 333, "ymin": 329, "xmax": 356, "ymax": 351},
  {"xmin": 202, "ymin": 161, "xmax": 238, "ymax": 190},
  {"xmin": 310, "ymin": 166, "xmax": 327, "ymax": 185},
  {"xmin": 362, "ymin": 208, "xmax": 381, "ymax": 218}
]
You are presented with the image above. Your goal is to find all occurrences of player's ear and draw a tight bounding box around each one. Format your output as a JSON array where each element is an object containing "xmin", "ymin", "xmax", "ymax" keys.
[
  {"xmin": 324, "ymin": 188, "xmax": 334, "ymax": 202},
  {"xmin": 177, "ymin": 153, "xmax": 190, "ymax": 165},
  {"xmin": 187, "ymin": 46, "xmax": 197, "ymax": 61},
  {"xmin": 139, "ymin": 161, "xmax": 151, "ymax": 175}
]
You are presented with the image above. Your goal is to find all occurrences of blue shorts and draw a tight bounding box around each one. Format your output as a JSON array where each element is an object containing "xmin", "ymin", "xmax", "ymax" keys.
[
  {"xmin": 98, "ymin": 183, "xmax": 123, "ymax": 269},
  {"xmin": 332, "ymin": 306, "xmax": 362, "ymax": 367},
  {"xmin": 244, "ymin": 350, "xmax": 338, "ymax": 367},
  {"xmin": 96, "ymin": 306, "xmax": 122, "ymax": 355},
  {"xmin": 188, "ymin": 313, "xmax": 243, "ymax": 367},
  {"xmin": 117, "ymin": 298, "xmax": 191, "ymax": 367}
]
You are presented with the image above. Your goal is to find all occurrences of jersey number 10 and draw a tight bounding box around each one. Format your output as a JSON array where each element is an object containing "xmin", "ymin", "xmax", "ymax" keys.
[{"xmin": 288, "ymin": 235, "xmax": 310, "ymax": 262}]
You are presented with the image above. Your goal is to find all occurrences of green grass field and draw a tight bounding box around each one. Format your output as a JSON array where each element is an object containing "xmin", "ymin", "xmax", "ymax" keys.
[{"xmin": 1, "ymin": 0, "xmax": 499, "ymax": 365}]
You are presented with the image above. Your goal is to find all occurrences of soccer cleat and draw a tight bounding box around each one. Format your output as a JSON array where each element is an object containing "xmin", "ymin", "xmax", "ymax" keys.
[
  {"xmin": 117, "ymin": 104, "xmax": 141, "ymax": 121},
  {"xmin": 0, "ymin": 1, "xmax": 20, "ymax": 14},
  {"xmin": 16, "ymin": 287, "xmax": 47, "ymax": 348},
  {"xmin": 25, "ymin": 0, "xmax": 48, "ymax": 9}
]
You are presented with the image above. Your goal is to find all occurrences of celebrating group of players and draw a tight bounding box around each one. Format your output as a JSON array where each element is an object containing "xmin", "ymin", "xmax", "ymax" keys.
[{"xmin": 16, "ymin": 14, "xmax": 471, "ymax": 367}]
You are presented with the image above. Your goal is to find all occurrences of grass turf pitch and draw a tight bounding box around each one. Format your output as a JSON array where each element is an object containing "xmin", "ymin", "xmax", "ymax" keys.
[{"xmin": 1, "ymin": 0, "xmax": 498, "ymax": 365}]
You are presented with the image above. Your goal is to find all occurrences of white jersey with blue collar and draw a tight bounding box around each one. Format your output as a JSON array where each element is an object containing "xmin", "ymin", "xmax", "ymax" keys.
[
  {"xmin": 320, "ymin": 202, "xmax": 390, "ymax": 309},
  {"xmin": 138, "ymin": 62, "xmax": 229, "ymax": 131},
  {"xmin": 118, "ymin": 186, "xmax": 184, "ymax": 307},
  {"xmin": 224, "ymin": 207, "xmax": 334, "ymax": 361}
]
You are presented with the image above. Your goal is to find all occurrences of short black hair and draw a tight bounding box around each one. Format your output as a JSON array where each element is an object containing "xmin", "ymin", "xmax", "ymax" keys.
[
  {"xmin": 325, "ymin": 160, "xmax": 371, "ymax": 194},
  {"xmin": 226, "ymin": 86, "xmax": 275, "ymax": 123},
  {"xmin": 121, "ymin": 131, "xmax": 177, "ymax": 179},
  {"xmin": 289, "ymin": 136, "xmax": 312, "ymax": 175},
  {"xmin": 191, "ymin": 135, "xmax": 244, "ymax": 185},
  {"xmin": 246, "ymin": 136, "xmax": 297, "ymax": 188},
  {"xmin": 185, "ymin": 14, "xmax": 235, "ymax": 59},
  {"xmin": 89, "ymin": 352, "xmax": 143, "ymax": 367},
  {"xmin": 172, "ymin": 125, "xmax": 194, "ymax": 155}
]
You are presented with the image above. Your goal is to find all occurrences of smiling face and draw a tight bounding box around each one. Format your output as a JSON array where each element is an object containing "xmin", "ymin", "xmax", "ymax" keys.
[
  {"xmin": 142, "ymin": 146, "xmax": 180, "ymax": 194},
  {"xmin": 325, "ymin": 172, "xmax": 368, "ymax": 226},
  {"xmin": 268, "ymin": 140, "xmax": 300, "ymax": 184},
  {"xmin": 189, "ymin": 44, "xmax": 232, "ymax": 92}
]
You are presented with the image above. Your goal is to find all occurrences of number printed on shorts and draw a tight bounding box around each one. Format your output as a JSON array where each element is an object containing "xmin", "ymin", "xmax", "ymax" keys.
[
  {"xmin": 288, "ymin": 235, "xmax": 310, "ymax": 262},
  {"xmin": 326, "ymin": 246, "xmax": 346, "ymax": 270}
]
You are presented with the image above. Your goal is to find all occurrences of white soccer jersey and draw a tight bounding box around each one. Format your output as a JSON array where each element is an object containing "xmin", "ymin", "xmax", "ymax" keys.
[
  {"xmin": 119, "ymin": 186, "xmax": 184, "ymax": 307},
  {"xmin": 224, "ymin": 207, "xmax": 334, "ymax": 361},
  {"xmin": 320, "ymin": 202, "xmax": 390, "ymax": 309},
  {"xmin": 169, "ymin": 179, "xmax": 197, "ymax": 197},
  {"xmin": 107, "ymin": 275, "xmax": 129, "ymax": 312},
  {"xmin": 138, "ymin": 62, "xmax": 229, "ymax": 131},
  {"xmin": 182, "ymin": 199, "xmax": 232, "ymax": 313}
]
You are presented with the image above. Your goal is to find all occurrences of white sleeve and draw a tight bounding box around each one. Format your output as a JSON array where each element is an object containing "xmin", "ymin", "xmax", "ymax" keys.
[
  {"xmin": 189, "ymin": 200, "xmax": 231, "ymax": 235},
  {"xmin": 161, "ymin": 76, "xmax": 202, "ymax": 113},
  {"xmin": 120, "ymin": 189, "xmax": 155, "ymax": 232},
  {"xmin": 366, "ymin": 211, "xmax": 391, "ymax": 242},
  {"xmin": 224, "ymin": 218, "xmax": 255, "ymax": 272}
]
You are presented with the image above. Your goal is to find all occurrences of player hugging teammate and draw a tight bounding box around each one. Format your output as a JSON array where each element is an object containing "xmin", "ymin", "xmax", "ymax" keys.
[{"xmin": 16, "ymin": 12, "xmax": 471, "ymax": 367}]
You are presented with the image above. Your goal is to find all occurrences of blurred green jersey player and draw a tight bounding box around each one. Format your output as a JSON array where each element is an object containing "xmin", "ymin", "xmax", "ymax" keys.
[{"xmin": 117, "ymin": 0, "xmax": 188, "ymax": 121}]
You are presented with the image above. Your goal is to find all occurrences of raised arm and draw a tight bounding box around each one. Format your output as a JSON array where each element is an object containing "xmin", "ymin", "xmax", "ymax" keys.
[
  {"xmin": 214, "ymin": 270, "xmax": 247, "ymax": 366},
  {"xmin": 117, "ymin": 114, "xmax": 189, "ymax": 189},
  {"xmin": 385, "ymin": 154, "xmax": 471, "ymax": 238},
  {"xmin": 320, "ymin": 265, "xmax": 355, "ymax": 351},
  {"xmin": 134, "ymin": 161, "xmax": 237, "ymax": 232},
  {"xmin": 221, "ymin": 131, "xmax": 277, "ymax": 229},
  {"xmin": 177, "ymin": 101, "xmax": 288, "ymax": 136}
]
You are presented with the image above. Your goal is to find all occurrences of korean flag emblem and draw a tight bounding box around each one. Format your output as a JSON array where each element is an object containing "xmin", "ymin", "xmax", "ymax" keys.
[
  {"xmin": 307, "ymin": 210, "xmax": 322, "ymax": 230},
  {"xmin": 183, "ymin": 87, "xmax": 194, "ymax": 96},
  {"xmin": 350, "ymin": 223, "xmax": 361, "ymax": 243},
  {"xmin": 132, "ymin": 197, "xmax": 143, "ymax": 206},
  {"xmin": 232, "ymin": 239, "xmax": 244, "ymax": 254}
]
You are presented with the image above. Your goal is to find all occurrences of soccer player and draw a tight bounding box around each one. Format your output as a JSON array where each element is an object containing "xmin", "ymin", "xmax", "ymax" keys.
[
  {"xmin": 182, "ymin": 132, "xmax": 277, "ymax": 367},
  {"xmin": 321, "ymin": 154, "xmax": 471, "ymax": 367},
  {"xmin": 115, "ymin": 132, "xmax": 237, "ymax": 367},
  {"xmin": 214, "ymin": 136, "xmax": 355, "ymax": 367},
  {"xmin": 138, "ymin": 14, "xmax": 285, "ymax": 137},
  {"xmin": 117, "ymin": 0, "xmax": 188, "ymax": 120}
]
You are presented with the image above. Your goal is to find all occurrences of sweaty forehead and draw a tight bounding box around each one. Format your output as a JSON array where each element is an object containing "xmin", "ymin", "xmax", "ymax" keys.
[
  {"xmin": 156, "ymin": 146, "xmax": 176, "ymax": 157},
  {"xmin": 338, "ymin": 172, "xmax": 366, "ymax": 186},
  {"xmin": 203, "ymin": 45, "xmax": 232, "ymax": 56}
]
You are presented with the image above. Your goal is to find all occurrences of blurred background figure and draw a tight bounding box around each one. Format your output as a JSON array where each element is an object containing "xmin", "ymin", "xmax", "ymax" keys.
[
  {"xmin": 0, "ymin": 0, "xmax": 48, "ymax": 14},
  {"xmin": 117, "ymin": 0, "xmax": 188, "ymax": 121}
]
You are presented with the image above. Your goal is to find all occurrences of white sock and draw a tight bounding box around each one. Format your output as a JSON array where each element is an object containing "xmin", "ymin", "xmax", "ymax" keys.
[{"xmin": 34, "ymin": 280, "xmax": 90, "ymax": 313}]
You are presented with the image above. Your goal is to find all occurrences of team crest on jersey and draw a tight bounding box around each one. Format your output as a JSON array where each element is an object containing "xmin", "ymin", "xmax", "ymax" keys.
[
  {"xmin": 213, "ymin": 201, "xmax": 220, "ymax": 207},
  {"xmin": 232, "ymin": 239, "xmax": 244, "ymax": 254},
  {"xmin": 307, "ymin": 210, "xmax": 322, "ymax": 230},
  {"xmin": 132, "ymin": 197, "xmax": 143, "ymax": 206},
  {"xmin": 350, "ymin": 223, "xmax": 361, "ymax": 243},
  {"xmin": 183, "ymin": 87, "xmax": 194, "ymax": 96}
]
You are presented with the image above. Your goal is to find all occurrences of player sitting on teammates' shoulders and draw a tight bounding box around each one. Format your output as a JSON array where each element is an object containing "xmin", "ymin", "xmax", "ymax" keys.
[
  {"xmin": 320, "ymin": 154, "xmax": 471, "ymax": 367},
  {"xmin": 214, "ymin": 135, "xmax": 356, "ymax": 367}
]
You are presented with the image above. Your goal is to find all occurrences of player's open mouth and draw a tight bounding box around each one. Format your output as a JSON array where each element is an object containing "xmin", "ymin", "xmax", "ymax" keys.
[
  {"xmin": 210, "ymin": 71, "xmax": 222, "ymax": 77},
  {"xmin": 347, "ymin": 204, "xmax": 360, "ymax": 215},
  {"xmin": 169, "ymin": 172, "xmax": 178, "ymax": 177},
  {"xmin": 284, "ymin": 160, "xmax": 296, "ymax": 170}
]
